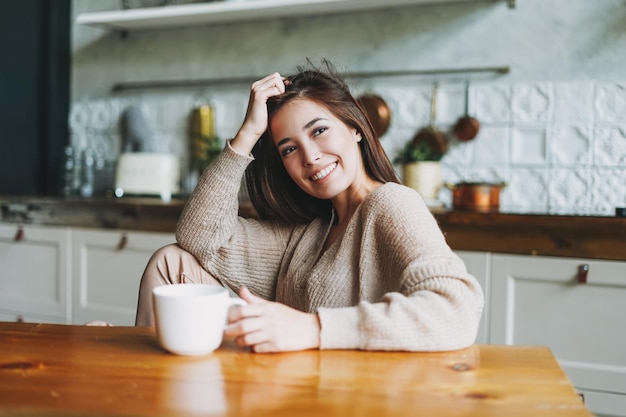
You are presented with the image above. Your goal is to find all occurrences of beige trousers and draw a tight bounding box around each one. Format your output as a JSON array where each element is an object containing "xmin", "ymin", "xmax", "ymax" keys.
[{"xmin": 135, "ymin": 244, "xmax": 221, "ymax": 326}]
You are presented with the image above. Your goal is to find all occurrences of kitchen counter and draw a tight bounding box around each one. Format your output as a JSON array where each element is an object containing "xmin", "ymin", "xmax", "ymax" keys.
[
  {"xmin": 2, "ymin": 195, "xmax": 625, "ymax": 261},
  {"xmin": 436, "ymin": 210, "xmax": 626, "ymax": 261},
  {"xmin": 0, "ymin": 196, "xmax": 255, "ymax": 233}
]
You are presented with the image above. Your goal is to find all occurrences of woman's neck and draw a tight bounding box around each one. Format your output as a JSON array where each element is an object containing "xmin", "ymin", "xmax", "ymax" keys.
[
  {"xmin": 322, "ymin": 181, "xmax": 383, "ymax": 252},
  {"xmin": 331, "ymin": 180, "xmax": 383, "ymax": 225}
]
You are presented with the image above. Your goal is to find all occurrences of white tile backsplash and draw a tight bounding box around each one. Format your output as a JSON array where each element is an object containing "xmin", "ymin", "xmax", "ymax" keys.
[
  {"xmin": 594, "ymin": 126, "xmax": 626, "ymax": 166},
  {"xmin": 591, "ymin": 168, "xmax": 626, "ymax": 214},
  {"xmin": 474, "ymin": 84, "xmax": 512, "ymax": 124},
  {"xmin": 511, "ymin": 127, "xmax": 547, "ymax": 165},
  {"xmin": 70, "ymin": 77, "xmax": 626, "ymax": 215},
  {"xmin": 594, "ymin": 82, "xmax": 626, "ymax": 125},
  {"xmin": 553, "ymin": 82, "xmax": 594, "ymax": 124},
  {"xmin": 550, "ymin": 125, "xmax": 592, "ymax": 165},
  {"xmin": 548, "ymin": 167, "xmax": 592, "ymax": 209},
  {"xmin": 511, "ymin": 83, "xmax": 553, "ymax": 124},
  {"xmin": 442, "ymin": 137, "xmax": 475, "ymax": 167},
  {"xmin": 471, "ymin": 125, "xmax": 510, "ymax": 166},
  {"xmin": 387, "ymin": 85, "xmax": 431, "ymax": 128},
  {"xmin": 506, "ymin": 168, "xmax": 549, "ymax": 213}
]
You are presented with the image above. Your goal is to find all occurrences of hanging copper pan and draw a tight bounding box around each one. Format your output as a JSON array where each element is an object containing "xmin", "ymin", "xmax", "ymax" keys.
[
  {"xmin": 410, "ymin": 83, "xmax": 448, "ymax": 160},
  {"xmin": 453, "ymin": 81, "xmax": 480, "ymax": 142},
  {"xmin": 357, "ymin": 93, "xmax": 391, "ymax": 138}
]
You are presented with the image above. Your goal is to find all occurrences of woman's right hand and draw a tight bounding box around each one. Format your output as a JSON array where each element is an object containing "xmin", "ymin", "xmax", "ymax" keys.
[
  {"xmin": 231, "ymin": 72, "xmax": 286, "ymax": 155},
  {"xmin": 225, "ymin": 287, "xmax": 321, "ymax": 353}
]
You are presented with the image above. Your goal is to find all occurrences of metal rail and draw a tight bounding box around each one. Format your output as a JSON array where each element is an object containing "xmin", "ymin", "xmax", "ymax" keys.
[{"xmin": 110, "ymin": 65, "xmax": 510, "ymax": 92}]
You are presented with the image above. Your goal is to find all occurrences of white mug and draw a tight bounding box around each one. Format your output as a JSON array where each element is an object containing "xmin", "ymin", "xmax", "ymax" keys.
[{"xmin": 153, "ymin": 283, "xmax": 245, "ymax": 356}]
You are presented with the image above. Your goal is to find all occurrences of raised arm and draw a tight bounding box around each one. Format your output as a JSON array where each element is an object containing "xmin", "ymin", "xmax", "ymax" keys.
[{"xmin": 176, "ymin": 73, "xmax": 291, "ymax": 299}]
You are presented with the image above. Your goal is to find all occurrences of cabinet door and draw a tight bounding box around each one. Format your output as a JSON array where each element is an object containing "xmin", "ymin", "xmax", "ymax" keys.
[
  {"xmin": 455, "ymin": 250, "xmax": 490, "ymax": 344},
  {"xmin": 490, "ymin": 254, "xmax": 626, "ymax": 416},
  {"xmin": 0, "ymin": 224, "xmax": 70, "ymax": 323},
  {"xmin": 72, "ymin": 229, "xmax": 174, "ymax": 326},
  {"xmin": 0, "ymin": 311, "xmax": 65, "ymax": 324}
]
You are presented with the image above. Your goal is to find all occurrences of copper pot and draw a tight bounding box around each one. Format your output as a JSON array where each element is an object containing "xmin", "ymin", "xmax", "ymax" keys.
[
  {"xmin": 356, "ymin": 93, "xmax": 391, "ymax": 138},
  {"xmin": 446, "ymin": 182, "xmax": 506, "ymax": 212}
]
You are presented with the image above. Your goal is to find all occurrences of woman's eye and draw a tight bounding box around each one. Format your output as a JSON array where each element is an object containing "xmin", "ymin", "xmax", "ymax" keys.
[
  {"xmin": 313, "ymin": 127, "xmax": 327, "ymax": 137},
  {"xmin": 281, "ymin": 146, "xmax": 296, "ymax": 157}
]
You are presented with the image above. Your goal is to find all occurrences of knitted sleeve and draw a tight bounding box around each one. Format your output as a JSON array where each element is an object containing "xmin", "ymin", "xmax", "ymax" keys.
[
  {"xmin": 176, "ymin": 144, "xmax": 292, "ymax": 300},
  {"xmin": 317, "ymin": 184, "xmax": 484, "ymax": 351}
]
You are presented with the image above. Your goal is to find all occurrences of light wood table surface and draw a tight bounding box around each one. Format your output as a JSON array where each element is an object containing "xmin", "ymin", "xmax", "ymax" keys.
[{"xmin": 0, "ymin": 322, "xmax": 591, "ymax": 416}]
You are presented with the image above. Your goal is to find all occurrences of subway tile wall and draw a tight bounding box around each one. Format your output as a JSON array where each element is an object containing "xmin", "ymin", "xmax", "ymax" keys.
[{"xmin": 69, "ymin": 79, "xmax": 626, "ymax": 216}]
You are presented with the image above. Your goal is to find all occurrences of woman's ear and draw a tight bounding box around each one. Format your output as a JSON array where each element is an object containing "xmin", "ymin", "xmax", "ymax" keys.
[{"xmin": 355, "ymin": 129, "xmax": 362, "ymax": 142}]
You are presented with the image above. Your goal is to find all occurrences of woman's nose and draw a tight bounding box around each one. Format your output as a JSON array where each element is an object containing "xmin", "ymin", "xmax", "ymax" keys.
[{"xmin": 301, "ymin": 143, "xmax": 321, "ymax": 166}]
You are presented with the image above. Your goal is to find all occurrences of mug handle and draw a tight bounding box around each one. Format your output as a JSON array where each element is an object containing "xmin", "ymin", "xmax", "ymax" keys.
[{"xmin": 222, "ymin": 298, "xmax": 247, "ymax": 333}]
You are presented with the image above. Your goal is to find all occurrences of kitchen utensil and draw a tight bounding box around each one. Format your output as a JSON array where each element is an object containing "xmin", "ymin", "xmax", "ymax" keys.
[
  {"xmin": 409, "ymin": 83, "xmax": 448, "ymax": 160},
  {"xmin": 356, "ymin": 93, "xmax": 391, "ymax": 138},
  {"xmin": 453, "ymin": 81, "xmax": 480, "ymax": 142},
  {"xmin": 445, "ymin": 182, "xmax": 506, "ymax": 212}
]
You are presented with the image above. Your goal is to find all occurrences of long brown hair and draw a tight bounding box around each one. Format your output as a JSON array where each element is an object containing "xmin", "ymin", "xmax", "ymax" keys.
[{"xmin": 245, "ymin": 60, "xmax": 400, "ymax": 224}]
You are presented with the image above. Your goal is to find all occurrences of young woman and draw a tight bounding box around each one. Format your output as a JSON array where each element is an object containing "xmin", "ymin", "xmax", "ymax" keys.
[{"xmin": 135, "ymin": 62, "xmax": 484, "ymax": 353}]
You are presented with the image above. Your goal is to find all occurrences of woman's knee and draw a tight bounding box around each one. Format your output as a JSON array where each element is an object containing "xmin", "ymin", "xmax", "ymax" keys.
[
  {"xmin": 144, "ymin": 243, "xmax": 220, "ymax": 286},
  {"xmin": 149, "ymin": 243, "xmax": 187, "ymax": 266}
]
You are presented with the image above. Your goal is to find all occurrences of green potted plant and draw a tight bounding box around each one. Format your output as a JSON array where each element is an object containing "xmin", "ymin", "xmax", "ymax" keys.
[{"xmin": 395, "ymin": 129, "xmax": 448, "ymax": 202}]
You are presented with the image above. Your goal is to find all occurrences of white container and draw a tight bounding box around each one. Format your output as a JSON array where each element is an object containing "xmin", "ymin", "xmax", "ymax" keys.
[{"xmin": 403, "ymin": 161, "xmax": 442, "ymax": 204}]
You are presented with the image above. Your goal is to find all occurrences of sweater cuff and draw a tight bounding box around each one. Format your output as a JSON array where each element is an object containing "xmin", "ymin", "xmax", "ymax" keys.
[
  {"xmin": 317, "ymin": 306, "xmax": 361, "ymax": 350},
  {"xmin": 226, "ymin": 139, "xmax": 255, "ymax": 160}
]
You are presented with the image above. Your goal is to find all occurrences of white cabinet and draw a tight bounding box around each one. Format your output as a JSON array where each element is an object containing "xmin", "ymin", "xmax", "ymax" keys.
[
  {"xmin": 0, "ymin": 224, "xmax": 174, "ymax": 326},
  {"xmin": 0, "ymin": 224, "xmax": 71, "ymax": 324},
  {"xmin": 490, "ymin": 254, "xmax": 626, "ymax": 417},
  {"xmin": 72, "ymin": 228, "xmax": 174, "ymax": 326},
  {"xmin": 455, "ymin": 250, "xmax": 490, "ymax": 344}
]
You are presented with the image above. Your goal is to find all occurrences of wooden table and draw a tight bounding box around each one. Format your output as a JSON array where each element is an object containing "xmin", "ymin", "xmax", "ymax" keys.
[{"xmin": 0, "ymin": 322, "xmax": 591, "ymax": 417}]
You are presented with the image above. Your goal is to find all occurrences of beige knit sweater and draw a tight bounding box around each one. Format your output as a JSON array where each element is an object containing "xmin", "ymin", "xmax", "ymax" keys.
[{"xmin": 176, "ymin": 144, "xmax": 484, "ymax": 351}]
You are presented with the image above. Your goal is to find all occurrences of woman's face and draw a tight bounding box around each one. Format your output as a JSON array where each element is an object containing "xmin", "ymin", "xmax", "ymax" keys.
[{"xmin": 270, "ymin": 98, "xmax": 368, "ymax": 201}]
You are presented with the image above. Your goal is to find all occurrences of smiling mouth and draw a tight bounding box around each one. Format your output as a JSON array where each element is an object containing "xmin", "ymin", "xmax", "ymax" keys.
[{"xmin": 310, "ymin": 163, "xmax": 337, "ymax": 181}]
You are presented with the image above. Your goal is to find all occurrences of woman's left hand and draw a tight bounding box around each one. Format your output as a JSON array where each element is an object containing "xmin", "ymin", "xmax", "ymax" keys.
[{"xmin": 225, "ymin": 287, "xmax": 321, "ymax": 353}]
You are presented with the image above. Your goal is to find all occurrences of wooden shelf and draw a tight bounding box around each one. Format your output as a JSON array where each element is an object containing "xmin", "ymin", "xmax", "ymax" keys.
[{"xmin": 76, "ymin": 0, "xmax": 510, "ymax": 31}]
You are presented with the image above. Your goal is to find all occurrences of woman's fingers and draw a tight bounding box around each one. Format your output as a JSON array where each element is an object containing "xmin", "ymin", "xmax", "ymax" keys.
[
  {"xmin": 224, "ymin": 293, "xmax": 321, "ymax": 352},
  {"xmin": 252, "ymin": 72, "xmax": 286, "ymax": 96},
  {"xmin": 250, "ymin": 72, "xmax": 285, "ymax": 107},
  {"xmin": 232, "ymin": 72, "xmax": 286, "ymax": 154},
  {"xmin": 226, "ymin": 287, "xmax": 264, "ymax": 323},
  {"xmin": 230, "ymin": 321, "xmax": 274, "ymax": 352},
  {"xmin": 239, "ymin": 286, "xmax": 264, "ymax": 304}
]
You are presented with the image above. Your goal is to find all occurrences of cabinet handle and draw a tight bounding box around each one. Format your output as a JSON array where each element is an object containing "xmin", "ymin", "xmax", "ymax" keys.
[
  {"xmin": 13, "ymin": 226, "xmax": 24, "ymax": 242},
  {"xmin": 577, "ymin": 264, "xmax": 589, "ymax": 284},
  {"xmin": 117, "ymin": 233, "xmax": 128, "ymax": 250}
]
